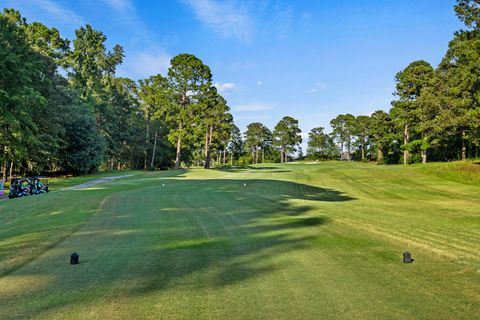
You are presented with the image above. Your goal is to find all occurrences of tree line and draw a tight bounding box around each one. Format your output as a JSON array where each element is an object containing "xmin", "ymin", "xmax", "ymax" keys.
[
  {"xmin": 3, "ymin": 1, "xmax": 478, "ymax": 182},
  {"xmin": 307, "ymin": 0, "xmax": 480, "ymax": 164},
  {"xmin": 0, "ymin": 8, "xmax": 306, "ymax": 182},
  {"xmin": 0, "ymin": 8, "xmax": 237, "ymax": 180}
]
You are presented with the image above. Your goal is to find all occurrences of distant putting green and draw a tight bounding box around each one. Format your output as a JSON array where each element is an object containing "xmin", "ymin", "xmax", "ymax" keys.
[{"xmin": 0, "ymin": 162, "xmax": 479, "ymax": 319}]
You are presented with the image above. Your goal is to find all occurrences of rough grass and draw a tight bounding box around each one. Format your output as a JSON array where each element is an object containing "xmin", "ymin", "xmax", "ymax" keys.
[{"xmin": 0, "ymin": 162, "xmax": 478, "ymax": 319}]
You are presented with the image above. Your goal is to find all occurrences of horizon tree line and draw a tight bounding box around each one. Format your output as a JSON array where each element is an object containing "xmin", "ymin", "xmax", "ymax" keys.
[
  {"xmin": 307, "ymin": 0, "xmax": 480, "ymax": 165},
  {"xmin": 2, "ymin": 0, "xmax": 479, "ymax": 183},
  {"xmin": 0, "ymin": 7, "xmax": 304, "ymax": 182}
]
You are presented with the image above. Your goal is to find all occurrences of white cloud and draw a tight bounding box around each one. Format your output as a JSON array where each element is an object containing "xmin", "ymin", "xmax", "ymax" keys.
[
  {"xmin": 30, "ymin": 0, "xmax": 84, "ymax": 25},
  {"xmin": 257, "ymin": 80, "xmax": 262, "ymax": 85},
  {"xmin": 232, "ymin": 103, "xmax": 273, "ymax": 112},
  {"xmin": 214, "ymin": 82, "xmax": 235, "ymax": 93},
  {"xmin": 182, "ymin": 0, "xmax": 253, "ymax": 41},
  {"xmin": 307, "ymin": 82, "xmax": 327, "ymax": 93},
  {"xmin": 117, "ymin": 48, "xmax": 171, "ymax": 80}
]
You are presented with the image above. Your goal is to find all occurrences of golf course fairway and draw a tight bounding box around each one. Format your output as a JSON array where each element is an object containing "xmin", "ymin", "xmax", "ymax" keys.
[{"xmin": 0, "ymin": 162, "xmax": 479, "ymax": 319}]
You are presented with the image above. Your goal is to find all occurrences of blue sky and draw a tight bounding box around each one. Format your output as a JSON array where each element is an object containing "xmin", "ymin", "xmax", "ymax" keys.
[{"xmin": 3, "ymin": 0, "xmax": 463, "ymax": 148}]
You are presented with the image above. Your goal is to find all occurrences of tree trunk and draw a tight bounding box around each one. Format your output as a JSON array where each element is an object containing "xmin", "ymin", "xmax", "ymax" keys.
[
  {"xmin": 204, "ymin": 129, "xmax": 208, "ymax": 156},
  {"xmin": 144, "ymin": 120, "xmax": 150, "ymax": 170},
  {"xmin": 421, "ymin": 150, "xmax": 427, "ymax": 165},
  {"xmin": 347, "ymin": 138, "xmax": 351, "ymax": 161},
  {"xmin": 421, "ymin": 134, "xmax": 427, "ymax": 165},
  {"xmin": 361, "ymin": 138, "xmax": 365, "ymax": 160},
  {"xmin": 377, "ymin": 147, "xmax": 384, "ymax": 164},
  {"xmin": 9, "ymin": 161, "xmax": 13, "ymax": 182},
  {"xmin": 204, "ymin": 128, "xmax": 210, "ymax": 169},
  {"xmin": 230, "ymin": 152, "xmax": 233, "ymax": 166},
  {"xmin": 150, "ymin": 131, "xmax": 158, "ymax": 168},
  {"xmin": 174, "ymin": 135, "xmax": 182, "ymax": 170},
  {"xmin": 461, "ymin": 129, "xmax": 467, "ymax": 160},
  {"xmin": 223, "ymin": 148, "xmax": 226, "ymax": 166},
  {"xmin": 2, "ymin": 161, "xmax": 6, "ymax": 183},
  {"xmin": 404, "ymin": 123, "xmax": 410, "ymax": 165}
]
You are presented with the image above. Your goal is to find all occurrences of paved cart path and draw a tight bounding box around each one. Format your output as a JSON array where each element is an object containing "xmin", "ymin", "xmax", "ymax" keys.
[
  {"xmin": 0, "ymin": 174, "xmax": 136, "ymax": 201},
  {"xmin": 55, "ymin": 174, "xmax": 136, "ymax": 191}
]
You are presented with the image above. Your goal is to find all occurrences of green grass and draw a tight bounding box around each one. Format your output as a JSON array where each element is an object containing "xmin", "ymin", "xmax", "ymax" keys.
[{"xmin": 0, "ymin": 162, "xmax": 479, "ymax": 319}]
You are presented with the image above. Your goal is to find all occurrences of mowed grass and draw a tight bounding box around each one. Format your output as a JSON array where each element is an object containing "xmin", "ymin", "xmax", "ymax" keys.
[{"xmin": 0, "ymin": 162, "xmax": 479, "ymax": 319}]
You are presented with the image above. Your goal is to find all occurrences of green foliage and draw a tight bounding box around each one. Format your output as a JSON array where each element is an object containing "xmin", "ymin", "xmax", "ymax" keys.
[
  {"xmin": 66, "ymin": 24, "xmax": 124, "ymax": 98},
  {"xmin": 244, "ymin": 122, "xmax": 272, "ymax": 164},
  {"xmin": 167, "ymin": 54, "xmax": 213, "ymax": 168},
  {"xmin": 0, "ymin": 9, "xmax": 236, "ymax": 177},
  {"xmin": 352, "ymin": 115, "xmax": 371, "ymax": 161},
  {"xmin": 330, "ymin": 114, "xmax": 355, "ymax": 160},
  {"xmin": 455, "ymin": 0, "xmax": 480, "ymax": 29},
  {"xmin": 272, "ymin": 116, "xmax": 302, "ymax": 162},
  {"xmin": 59, "ymin": 100, "xmax": 105, "ymax": 174},
  {"xmin": 0, "ymin": 10, "xmax": 44, "ymax": 171},
  {"xmin": 306, "ymin": 127, "xmax": 337, "ymax": 160},
  {"xmin": 227, "ymin": 125, "xmax": 244, "ymax": 163}
]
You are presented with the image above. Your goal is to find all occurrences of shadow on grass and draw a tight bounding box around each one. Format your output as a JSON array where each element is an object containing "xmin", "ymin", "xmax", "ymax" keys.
[
  {"xmin": 0, "ymin": 178, "xmax": 354, "ymax": 317},
  {"xmin": 0, "ymin": 170, "xmax": 188, "ymax": 277},
  {"xmin": 215, "ymin": 166, "xmax": 291, "ymax": 173}
]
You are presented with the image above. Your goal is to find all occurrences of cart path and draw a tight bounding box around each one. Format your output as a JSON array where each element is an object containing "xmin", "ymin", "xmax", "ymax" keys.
[
  {"xmin": 0, "ymin": 174, "xmax": 136, "ymax": 201},
  {"xmin": 55, "ymin": 174, "xmax": 136, "ymax": 191}
]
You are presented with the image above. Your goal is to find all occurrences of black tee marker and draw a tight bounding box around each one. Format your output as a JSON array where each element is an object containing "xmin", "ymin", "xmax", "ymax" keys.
[
  {"xmin": 70, "ymin": 252, "xmax": 79, "ymax": 265},
  {"xmin": 403, "ymin": 252, "xmax": 414, "ymax": 263}
]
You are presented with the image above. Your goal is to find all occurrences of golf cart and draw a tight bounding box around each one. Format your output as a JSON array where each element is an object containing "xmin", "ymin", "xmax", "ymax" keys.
[
  {"xmin": 8, "ymin": 178, "xmax": 32, "ymax": 199},
  {"xmin": 30, "ymin": 176, "xmax": 49, "ymax": 194}
]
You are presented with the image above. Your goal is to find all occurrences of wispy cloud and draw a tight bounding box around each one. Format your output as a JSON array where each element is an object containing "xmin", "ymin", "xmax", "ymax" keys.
[
  {"xmin": 214, "ymin": 82, "xmax": 235, "ymax": 93},
  {"xmin": 272, "ymin": 2, "xmax": 293, "ymax": 39},
  {"xmin": 232, "ymin": 103, "xmax": 273, "ymax": 112},
  {"xmin": 307, "ymin": 82, "xmax": 327, "ymax": 93},
  {"xmin": 96, "ymin": 0, "xmax": 172, "ymax": 79},
  {"xmin": 97, "ymin": 0, "xmax": 150, "ymax": 45},
  {"xmin": 182, "ymin": 0, "xmax": 253, "ymax": 41},
  {"xmin": 101, "ymin": 0, "xmax": 132, "ymax": 11},
  {"xmin": 117, "ymin": 48, "xmax": 171, "ymax": 80},
  {"xmin": 28, "ymin": 0, "xmax": 84, "ymax": 25}
]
